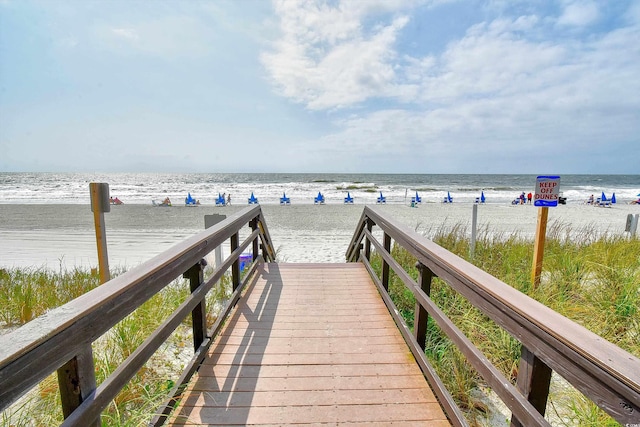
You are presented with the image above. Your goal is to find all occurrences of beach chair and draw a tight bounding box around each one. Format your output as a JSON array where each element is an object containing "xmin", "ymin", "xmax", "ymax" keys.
[
  {"xmin": 280, "ymin": 192, "xmax": 291, "ymax": 205},
  {"xmin": 314, "ymin": 192, "xmax": 325, "ymax": 204},
  {"xmin": 215, "ymin": 193, "xmax": 226, "ymax": 206},
  {"xmin": 344, "ymin": 192, "xmax": 354, "ymax": 204},
  {"xmin": 411, "ymin": 191, "xmax": 421, "ymax": 204},
  {"xmin": 248, "ymin": 192, "xmax": 259, "ymax": 204},
  {"xmin": 376, "ymin": 191, "xmax": 386, "ymax": 204},
  {"xmin": 185, "ymin": 193, "xmax": 197, "ymax": 206},
  {"xmin": 443, "ymin": 191, "xmax": 453, "ymax": 203}
]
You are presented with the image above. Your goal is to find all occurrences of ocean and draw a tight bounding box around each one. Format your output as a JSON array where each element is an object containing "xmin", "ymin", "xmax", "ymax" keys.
[
  {"xmin": 0, "ymin": 173, "xmax": 638, "ymax": 270},
  {"xmin": 1, "ymin": 172, "xmax": 638, "ymax": 205}
]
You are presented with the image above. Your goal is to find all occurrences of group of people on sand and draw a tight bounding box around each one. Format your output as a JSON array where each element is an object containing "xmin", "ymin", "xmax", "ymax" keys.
[
  {"xmin": 109, "ymin": 196, "xmax": 123, "ymax": 205},
  {"xmin": 512, "ymin": 192, "xmax": 532, "ymax": 205},
  {"xmin": 585, "ymin": 194, "xmax": 640, "ymax": 205}
]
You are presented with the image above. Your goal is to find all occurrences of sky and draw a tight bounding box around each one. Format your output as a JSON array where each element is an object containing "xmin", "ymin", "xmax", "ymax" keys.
[{"xmin": 0, "ymin": 0, "xmax": 639, "ymax": 174}]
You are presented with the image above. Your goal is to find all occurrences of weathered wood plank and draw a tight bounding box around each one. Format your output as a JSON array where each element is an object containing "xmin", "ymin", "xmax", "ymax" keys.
[
  {"xmin": 169, "ymin": 263, "xmax": 449, "ymax": 426},
  {"xmin": 173, "ymin": 403, "xmax": 446, "ymax": 425}
]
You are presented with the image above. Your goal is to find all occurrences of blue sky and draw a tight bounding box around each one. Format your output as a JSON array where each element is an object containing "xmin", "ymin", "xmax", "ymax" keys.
[{"xmin": 1, "ymin": 0, "xmax": 638, "ymax": 174}]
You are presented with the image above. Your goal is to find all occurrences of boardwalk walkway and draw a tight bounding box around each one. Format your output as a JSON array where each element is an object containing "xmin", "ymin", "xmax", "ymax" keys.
[{"xmin": 170, "ymin": 263, "xmax": 449, "ymax": 426}]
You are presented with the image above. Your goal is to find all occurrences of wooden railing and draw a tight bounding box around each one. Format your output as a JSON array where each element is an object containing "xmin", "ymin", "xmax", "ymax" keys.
[
  {"xmin": 346, "ymin": 206, "xmax": 640, "ymax": 427},
  {"xmin": 0, "ymin": 205, "xmax": 276, "ymax": 426}
]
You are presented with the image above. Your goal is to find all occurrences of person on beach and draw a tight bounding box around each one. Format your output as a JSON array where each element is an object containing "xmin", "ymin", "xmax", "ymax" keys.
[
  {"xmin": 227, "ymin": 194, "xmax": 231, "ymax": 205},
  {"xmin": 520, "ymin": 192, "xmax": 525, "ymax": 205},
  {"xmin": 587, "ymin": 194, "xmax": 594, "ymax": 204},
  {"xmin": 527, "ymin": 193, "xmax": 532, "ymax": 204}
]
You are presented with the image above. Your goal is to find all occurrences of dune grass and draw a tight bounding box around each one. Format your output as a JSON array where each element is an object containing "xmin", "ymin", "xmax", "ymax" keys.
[
  {"xmin": 0, "ymin": 264, "xmax": 234, "ymax": 426},
  {"xmin": 371, "ymin": 222, "xmax": 639, "ymax": 426}
]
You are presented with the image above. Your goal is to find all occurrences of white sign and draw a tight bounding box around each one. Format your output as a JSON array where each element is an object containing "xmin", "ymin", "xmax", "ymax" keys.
[{"xmin": 534, "ymin": 176, "xmax": 561, "ymax": 207}]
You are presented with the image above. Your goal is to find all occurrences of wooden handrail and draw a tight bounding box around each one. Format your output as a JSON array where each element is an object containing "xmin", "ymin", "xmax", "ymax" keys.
[
  {"xmin": 0, "ymin": 206, "xmax": 276, "ymax": 425},
  {"xmin": 346, "ymin": 206, "xmax": 640, "ymax": 426}
]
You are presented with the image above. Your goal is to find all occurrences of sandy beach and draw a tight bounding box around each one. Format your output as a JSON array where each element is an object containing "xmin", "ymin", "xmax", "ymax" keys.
[{"xmin": 0, "ymin": 202, "xmax": 635, "ymax": 270}]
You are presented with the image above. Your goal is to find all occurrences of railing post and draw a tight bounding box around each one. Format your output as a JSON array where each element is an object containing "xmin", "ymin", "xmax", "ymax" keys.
[
  {"xmin": 364, "ymin": 218, "xmax": 373, "ymax": 261},
  {"xmin": 250, "ymin": 218, "xmax": 259, "ymax": 261},
  {"xmin": 510, "ymin": 346, "xmax": 552, "ymax": 427},
  {"xmin": 57, "ymin": 344, "xmax": 100, "ymax": 427},
  {"xmin": 381, "ymin": 232, "xmax": 391, "ymax": 292},
  {"xmin": 231, "ymin": 232, "xmax": 240, "ymax": 291},
  {"xmin": 183, "ymin": 260, "xmax": 207, "ymax": 350},
  {"xmin": 414, "ymin": 263, "xmax": 434, "ymax": 350}
]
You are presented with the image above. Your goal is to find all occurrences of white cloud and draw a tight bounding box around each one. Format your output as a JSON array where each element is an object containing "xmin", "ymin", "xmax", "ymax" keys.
[
  {"xmin": 111, "ymin": 28, "xmax": 139, "ymax": 41},
  {"xmin": 261, "ymin": 1, "xmax": 416, "ymax": 110},
  {"xmin": 557, "ymin": 1, "xmax": 599, "ymax": 27},
  {"xmin": 292, "ymin": 8, "xmax": 640, "ymax": 172},
  {"xmin": 97, "ymin": 16, "xmax": 214, "ymax": 58}
]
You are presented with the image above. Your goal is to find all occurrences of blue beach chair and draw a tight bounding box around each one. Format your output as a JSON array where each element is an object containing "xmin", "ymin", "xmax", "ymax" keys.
[
  {"xmin": 344, "ymin": 192, "xmax": 354, "ymax": 204},
  {"xmin": 248, "ymin": 192, "xmax": 259, "ymax": 204},
  {"xmin": 411, "ymin": 191, "xmax": 421, "ymax": 204},
  {"xmin": 215, "ymin": 193, "xmax": 226, "ymax": 206},
  {"xmin": 185, "ymin": 193, "xmax": 197, "ymax": 206},
  {"xmin": 280, "ymin": 192, "xmax": 291, "ymax": 205},
  {"xmin": 314, "ymin": 192, "xmax": 325, "ymax": 204},
  {"xmin": 376, "ymin": 191, "xmax": 386, "ymax": 204}
]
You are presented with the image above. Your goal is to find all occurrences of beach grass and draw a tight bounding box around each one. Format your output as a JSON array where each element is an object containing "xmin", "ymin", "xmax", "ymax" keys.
[
  {"xmin": 371, "ymin": 223, "xmax": 639, "ymax": 426},
  {"xmin": 0, "ymin": 265, "xmax": 235, "ymax": 426}
]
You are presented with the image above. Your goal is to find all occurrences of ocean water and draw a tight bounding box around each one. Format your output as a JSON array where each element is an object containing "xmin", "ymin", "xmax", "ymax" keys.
[{"xmin": 0, "ymin": 173, "xmax": 638, "ymax": 205}]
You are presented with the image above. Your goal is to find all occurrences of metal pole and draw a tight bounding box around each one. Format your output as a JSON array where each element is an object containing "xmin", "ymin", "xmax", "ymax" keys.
[{"xmin": 470, "ymin": 204, "xmax": 478, "ymax": 258}]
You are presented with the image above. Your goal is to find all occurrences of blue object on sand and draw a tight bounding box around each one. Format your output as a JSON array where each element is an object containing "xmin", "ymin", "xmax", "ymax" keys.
[
  {"xmin": 248, "ymin": 192, "xmax": 259, "ymax": 204},
  {"xmin": 239, "ymin": 253, "xmax": 252, "ymax": 272},
  {"xmin": 444, "ymin": 191, "xmax": 453, "ymax": 203},
  {"xmin": 611, "ymin": 193, "xmax": 616, "ymax": 204},
  {"xmin": 280, "ymin": 192, "xmax": 290, "ymax": 205},
  {"xmin": 377, "ymin": 191, "xmax": 386, "ymax": 204},
  {"xmin": 411, "ymin": 191, "xmax": 421, "ymax": 204},
  {"xmin": 314, "ymin": 192, "xmax": 325, "ymax": 204},
  {"xmin": 215, "ymin": 193, "xmax": 226, "ymax": 206},
  {"xmin": 344, "ymin": 192, "xmax": 354, "ymax": 204}
]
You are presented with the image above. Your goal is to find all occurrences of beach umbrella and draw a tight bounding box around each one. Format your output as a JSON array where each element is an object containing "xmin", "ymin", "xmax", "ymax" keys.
[
  {"xmin": 481, "ymin": 191, "xmax": 485, "ymax": 203},
  {"xmin": 601, "ymin": 191, "xmax": 606, "ymax": 201},
  {"xmin": 611, "ymin": 193, "xmax": 616, "ymax": 204},
  {"xmin": 447, "ymin": 191, "xmax": 452, "ymax": 202}
]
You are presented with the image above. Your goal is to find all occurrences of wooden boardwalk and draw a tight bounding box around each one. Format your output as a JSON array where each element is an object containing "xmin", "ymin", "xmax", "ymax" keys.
[{"xmin": 169, "ymin": 263, "xmax": 449, "ymax": 426}]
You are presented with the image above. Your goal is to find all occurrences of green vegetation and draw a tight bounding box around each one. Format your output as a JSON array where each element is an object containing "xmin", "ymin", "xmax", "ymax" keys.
[
  {"xmin": 371, "ymin": 223, "xmax": 639, "ymax": 426},
  {"xmin": 0, "ymin": 267, "xmax": 102, "ymax": 326},
  {"xmin": 335, "ymin": 184, "xmax": 379, "ymax": 192},
  {"xmin": 1, "ymin": 265, "xmax": 234, "ymax": 426}
]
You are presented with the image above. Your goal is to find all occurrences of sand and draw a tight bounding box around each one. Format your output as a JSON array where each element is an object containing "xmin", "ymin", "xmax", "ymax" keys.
[{"xmin": 0, "ymin": 202, "xmax": 635, "ymax": 270}]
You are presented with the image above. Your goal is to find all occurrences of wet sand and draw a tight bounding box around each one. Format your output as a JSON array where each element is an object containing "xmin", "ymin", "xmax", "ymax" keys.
[{"xmin": 0, "ymin": 202, "xmax": 635, "ymax": 270}]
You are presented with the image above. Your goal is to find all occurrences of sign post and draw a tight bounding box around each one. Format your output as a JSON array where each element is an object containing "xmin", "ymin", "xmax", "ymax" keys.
[
  {"xmin": 531, "ymin": 176, "xmax": 560, "ymax": 288},
  {"xmin": 90, "ymin": 183, "xmax": 111, "ymax": 284}
]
